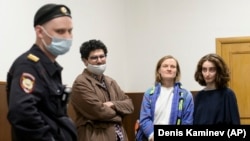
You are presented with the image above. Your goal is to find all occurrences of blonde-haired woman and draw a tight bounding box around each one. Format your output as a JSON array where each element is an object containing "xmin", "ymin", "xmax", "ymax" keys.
[{"xmin": 136, "ymin": 55, "xmax": 194, "ymax": 141}]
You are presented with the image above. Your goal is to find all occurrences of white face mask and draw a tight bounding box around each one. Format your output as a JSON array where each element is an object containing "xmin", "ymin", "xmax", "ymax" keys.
[{"xmin": 87, "ymin": 64, "xmax": 106, "ymax": 75}]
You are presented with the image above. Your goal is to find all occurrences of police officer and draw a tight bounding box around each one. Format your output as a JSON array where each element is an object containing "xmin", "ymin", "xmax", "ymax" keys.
[{"xmin": 6, "ymin": 3, "xmax": 77, "ymax": 141}]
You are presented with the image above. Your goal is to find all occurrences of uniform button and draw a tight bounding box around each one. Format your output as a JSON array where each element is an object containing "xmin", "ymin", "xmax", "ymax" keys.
[{"xmin": 57, "ymin": 89, "xmax": 60, "ymax": 93}]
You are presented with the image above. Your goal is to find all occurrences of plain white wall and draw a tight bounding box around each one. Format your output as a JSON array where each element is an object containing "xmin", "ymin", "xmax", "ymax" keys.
[
  {"xmin": 0, "ymin": 0, "xmax": 127, "ymax": 90},
  {"xmin": 124, "ymin": 0, "xmax": 250, "ymax": 92},
  {"xmin": 1, "ymin": 0, "xmax": 250, "ymax": 92}
]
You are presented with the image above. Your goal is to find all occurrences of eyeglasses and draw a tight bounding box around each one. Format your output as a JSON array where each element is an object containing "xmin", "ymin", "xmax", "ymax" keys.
[{"xmin": 89, "ymin": 55, "xmax": 106, "ymax": 61}]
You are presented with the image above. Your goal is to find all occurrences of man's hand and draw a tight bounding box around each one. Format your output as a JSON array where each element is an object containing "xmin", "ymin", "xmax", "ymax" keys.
[{"xmin": 103, "ymin": 101, "xmax": 115, "ymax": 109}]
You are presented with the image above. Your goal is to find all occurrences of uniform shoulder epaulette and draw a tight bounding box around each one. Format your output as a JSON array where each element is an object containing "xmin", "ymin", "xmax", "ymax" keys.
[{"xmin": 27, "ymin": 53, "xmax": 40, "ymax": 62}]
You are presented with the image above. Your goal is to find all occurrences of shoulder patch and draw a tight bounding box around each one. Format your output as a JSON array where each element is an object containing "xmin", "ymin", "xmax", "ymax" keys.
[
  {"xmin": 27, "ymin": 53, "xmax": 39, "ymax": 62},
  {"xmin": 149, "ymin": 86, "xmax": 155, "ymax": 95},
  {"xmin": 20, "ymin": 73, "xmax": 35, "ymax": 94},
  {"xmin": 179, "ymin": 84, "xmax": 184, "ymax": 89}
]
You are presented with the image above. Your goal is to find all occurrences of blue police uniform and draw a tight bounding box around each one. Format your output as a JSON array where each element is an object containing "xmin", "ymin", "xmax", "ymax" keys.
[{"xmin": 6, "ymin": 45, "xmax": 77, "ymax": 141}]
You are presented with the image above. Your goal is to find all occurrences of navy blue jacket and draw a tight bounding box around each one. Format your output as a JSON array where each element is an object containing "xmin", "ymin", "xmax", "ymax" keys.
[{"xmin": 6, "ymin": 45, "xmax": 77, "ymax": 141}]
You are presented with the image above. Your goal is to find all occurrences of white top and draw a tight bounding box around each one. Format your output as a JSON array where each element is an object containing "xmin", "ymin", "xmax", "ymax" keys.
[{"xmin": 154, "ymin": 86, "xmax": 174, "ymax": 125}]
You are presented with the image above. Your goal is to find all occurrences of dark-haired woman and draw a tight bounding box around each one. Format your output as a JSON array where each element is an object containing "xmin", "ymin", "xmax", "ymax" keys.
[{"xmin": 193, "ymin": 53, "xmax": 240, "ymax": 125}]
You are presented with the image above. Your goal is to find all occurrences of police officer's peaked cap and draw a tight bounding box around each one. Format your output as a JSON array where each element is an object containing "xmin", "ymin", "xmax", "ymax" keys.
[{"xmin": 34, "ymin": 3, "xmax": 71, "ymax": 27}]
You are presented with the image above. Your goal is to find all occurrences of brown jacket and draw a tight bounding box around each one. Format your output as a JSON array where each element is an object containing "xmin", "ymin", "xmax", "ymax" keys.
[{"xmin": 70, "ymin": 69, "xmax": 134, "ymax": 141}]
